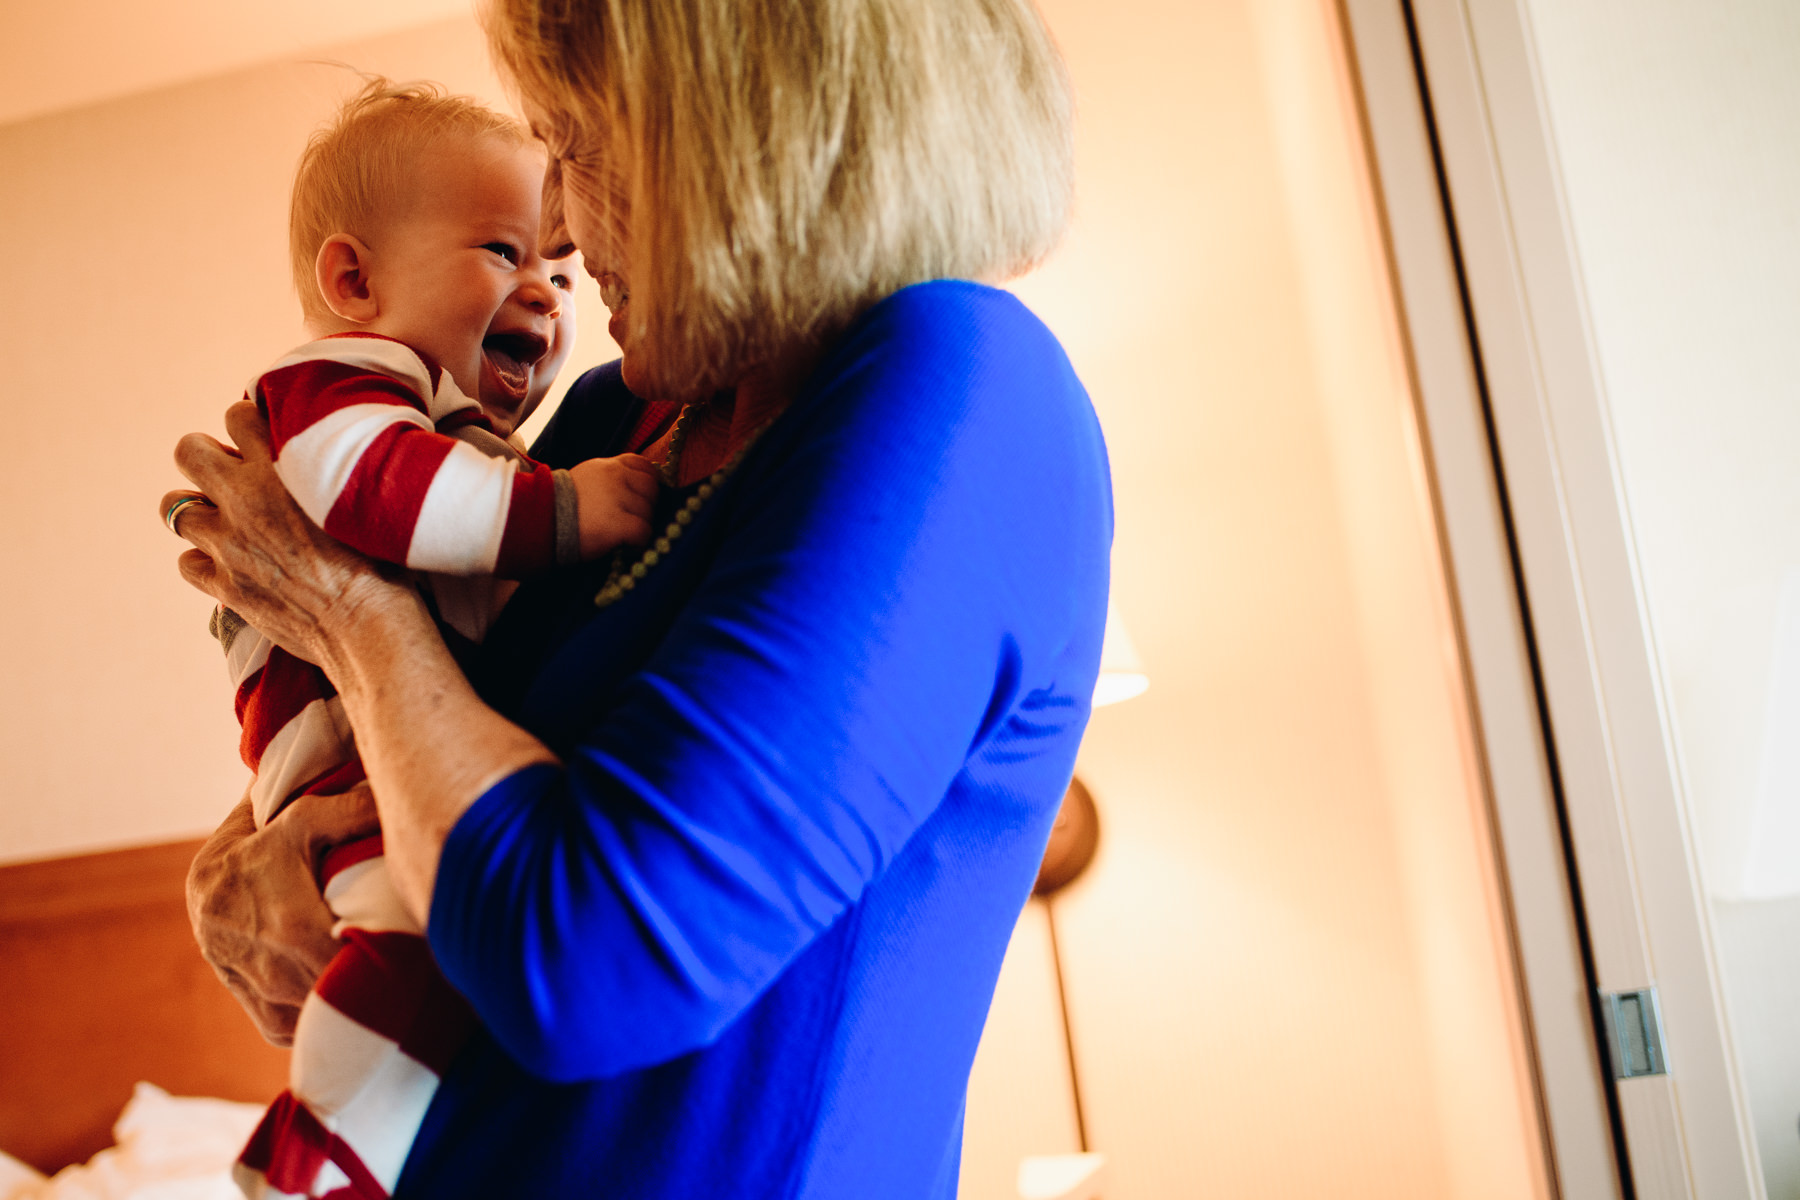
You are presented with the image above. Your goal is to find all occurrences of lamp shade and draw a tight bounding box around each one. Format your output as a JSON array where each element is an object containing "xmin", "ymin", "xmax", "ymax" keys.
[{"xmin": 1093, "ymin": 606, "xmax": 1148, "ymax": 707}]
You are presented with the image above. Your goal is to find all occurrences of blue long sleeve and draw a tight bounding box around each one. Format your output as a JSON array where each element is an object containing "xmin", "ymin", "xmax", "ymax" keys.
[{"xmin": 426, "ymin": 282, "xmax": 1112, "ymax": 1093}]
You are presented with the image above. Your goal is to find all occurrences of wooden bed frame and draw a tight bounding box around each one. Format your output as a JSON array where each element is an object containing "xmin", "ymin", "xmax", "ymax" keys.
[{"xmin": 0, "ymin": 840, "xmax": 289, "ymax": 1175}]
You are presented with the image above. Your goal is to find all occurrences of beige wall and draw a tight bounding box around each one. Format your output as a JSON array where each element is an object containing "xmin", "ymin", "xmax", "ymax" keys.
[
  {"xmin": 0, "ymin": 0, "xmax": 471, "ymax": 126},
  {"xmin": 967, "ymin": 0, "xmax": 1544, "ymax": 1196},
  {"xmin": 0, "ymin": 3, "xmax": 1544, "ymax": 1197}
]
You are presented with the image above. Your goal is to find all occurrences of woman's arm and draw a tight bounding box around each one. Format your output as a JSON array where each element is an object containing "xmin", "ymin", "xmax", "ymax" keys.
[
  {"xmin": 308, "ymin": 573, "xmax": 556, "ymax": 917},
  {"xmin": 167, "ymin": 401, "xmax": 556, "ymax": 925}
]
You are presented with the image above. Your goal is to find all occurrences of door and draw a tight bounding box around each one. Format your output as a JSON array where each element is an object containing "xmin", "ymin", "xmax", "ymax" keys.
[{"xmin": 1344, "ymin": 0, "xmax": 1793, "ymax": 1196}]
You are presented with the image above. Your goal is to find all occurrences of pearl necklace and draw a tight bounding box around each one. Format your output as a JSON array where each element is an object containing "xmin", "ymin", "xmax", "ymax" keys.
[{"xmin": 593, "ymin": 400, "xmax": 773, "ymax": 608}]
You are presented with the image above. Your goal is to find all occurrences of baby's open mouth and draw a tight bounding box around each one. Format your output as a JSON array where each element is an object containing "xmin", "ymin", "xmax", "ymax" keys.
[{"xmin": 482, "ymin": 331, "xmax": 549, "ymax": 396}]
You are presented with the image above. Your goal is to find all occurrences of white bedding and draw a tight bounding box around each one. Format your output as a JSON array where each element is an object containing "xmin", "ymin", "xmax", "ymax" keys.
[{"xmin": 0, "ymin": 1084, "xmax": 261, "ymax": 1200}]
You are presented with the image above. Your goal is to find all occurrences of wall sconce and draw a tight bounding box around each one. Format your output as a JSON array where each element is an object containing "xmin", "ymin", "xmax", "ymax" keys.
[
  {"xmin": 1018, "ymin": 607, "xmax": 1147, "ymax": 1200},
  {"xmin": 1090, "ymin": 607, "xmax": 1149, "ymax": 707}
]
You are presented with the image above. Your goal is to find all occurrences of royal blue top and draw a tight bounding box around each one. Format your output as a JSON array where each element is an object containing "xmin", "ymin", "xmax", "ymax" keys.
[{"xmin": 398, "ymin": 281, "xmax": 1112, "ymax": 1199}]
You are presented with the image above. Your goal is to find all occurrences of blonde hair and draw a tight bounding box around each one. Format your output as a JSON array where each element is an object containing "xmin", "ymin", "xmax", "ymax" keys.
[
  {"xmin": 290, "ymin": 76, "xmax": 530, "ymax": 325},
  {"xmin": 485, "ymin": 0, "xmax": 1075, "ymax": 400}
]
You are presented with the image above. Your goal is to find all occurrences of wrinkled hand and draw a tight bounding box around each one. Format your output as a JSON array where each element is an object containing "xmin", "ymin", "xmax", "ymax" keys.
[
  {"xmin": 186, "ymin": 787, "xmax": 381, "ymax": 1046},
  {"xmin": 160, "ymin": 401, "xmax": 417, "ymax": 666}
]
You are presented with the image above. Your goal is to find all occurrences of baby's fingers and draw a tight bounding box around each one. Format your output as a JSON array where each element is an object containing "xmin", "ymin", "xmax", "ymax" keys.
[
  {"xmin": 619, "ymin": 513, "xmax": 654, "ymax": 546},
  {"xmin": 622, "ymin": 486, "xmax": 655, "ymax": 520},
  {"xmin": 615, "ymin": 453, "xmax": 661, "ymax": 480},
  {"xmin": 621, "ymin": 458, "xmax": 663, "ymax": 499}
]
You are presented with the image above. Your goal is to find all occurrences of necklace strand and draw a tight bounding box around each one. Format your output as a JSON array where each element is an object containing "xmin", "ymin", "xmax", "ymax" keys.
[{"xmin": 593, "ymin": 401, "xmax": 772, "ymax": 608}]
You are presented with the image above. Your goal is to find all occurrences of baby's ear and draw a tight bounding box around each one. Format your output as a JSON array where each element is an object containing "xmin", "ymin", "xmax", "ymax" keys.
[{"xmin": 316, "ymin": 235, "xmax": 378, "ymax": 323}]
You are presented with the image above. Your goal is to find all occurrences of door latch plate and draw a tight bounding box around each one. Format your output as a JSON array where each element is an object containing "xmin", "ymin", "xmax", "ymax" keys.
[{"xmin": 1600, "ymin": 986, "xmax": 1667, "ymax": 1079}]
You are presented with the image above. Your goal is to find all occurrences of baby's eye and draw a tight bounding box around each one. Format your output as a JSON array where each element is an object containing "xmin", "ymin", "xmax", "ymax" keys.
[
  {"xmin": 552, "ymin": 273, "xmax": 573, "ymax": 290},
  {"xmin": 483, "ymin": 242, "xmax": 520, "ymax": 263}
]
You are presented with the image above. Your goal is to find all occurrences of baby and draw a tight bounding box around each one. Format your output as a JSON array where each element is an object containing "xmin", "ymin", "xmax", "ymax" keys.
[{"xmin": 216, "ymin": 79, "xmax": 656, "ymax": 1200}]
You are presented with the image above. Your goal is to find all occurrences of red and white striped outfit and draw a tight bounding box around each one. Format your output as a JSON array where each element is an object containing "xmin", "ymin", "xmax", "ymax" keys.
[
  {"xmin": 261, "ymin": 332, "xmax": 570, "ymax": 581},
  {"xmin": 220, "ymin": 333, "xmax": 573, "ymax": 1200}
]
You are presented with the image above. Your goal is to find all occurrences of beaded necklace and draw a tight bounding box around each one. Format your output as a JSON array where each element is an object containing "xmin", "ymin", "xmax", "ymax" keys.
[{"xmin": 593, "ymin": 399, "xmax": 773, "ymax": 608}]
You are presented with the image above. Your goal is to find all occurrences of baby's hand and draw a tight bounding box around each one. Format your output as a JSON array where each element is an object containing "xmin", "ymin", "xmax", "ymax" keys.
[{"xmin": 569, "ymin": 453, "xmax": 661, "ymax": 557}]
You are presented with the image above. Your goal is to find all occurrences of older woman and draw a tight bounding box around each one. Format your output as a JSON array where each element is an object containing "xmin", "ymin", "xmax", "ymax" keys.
[{"xmin": 167, "ymin": 0, "xmax": 1111, "ymax": 1194}]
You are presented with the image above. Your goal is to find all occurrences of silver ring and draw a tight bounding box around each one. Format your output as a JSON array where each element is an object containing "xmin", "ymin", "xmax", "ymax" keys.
[{"xmin": 165, "ymin": 494, "xmax": 213, "ymax": 536}]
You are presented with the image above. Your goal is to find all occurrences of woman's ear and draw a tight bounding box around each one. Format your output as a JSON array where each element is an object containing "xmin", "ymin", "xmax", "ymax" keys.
[{"xmin": 316, "ymin": 235, "xmax": 379, "ymax": 324}]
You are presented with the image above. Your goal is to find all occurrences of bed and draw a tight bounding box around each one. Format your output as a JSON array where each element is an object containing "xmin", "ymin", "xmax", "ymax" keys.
[
  {"xmin": 0, "ymin": 842, "xmax": 1101, "ymax": 1200},
  {"xmin": 0, "ymin": 841, "xmax": 288, "ymax": 1184}
]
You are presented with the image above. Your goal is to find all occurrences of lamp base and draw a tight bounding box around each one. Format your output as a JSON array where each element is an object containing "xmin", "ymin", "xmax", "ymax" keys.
[{"xmin": 1033, "ymin": 776, "xmax": 1100, "ymax": 897}]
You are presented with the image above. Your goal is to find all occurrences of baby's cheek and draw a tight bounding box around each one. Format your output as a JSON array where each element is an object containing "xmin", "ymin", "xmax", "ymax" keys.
[{"xmin": 538, "ymin": 325, "xmax": 578, "ymax": 397}]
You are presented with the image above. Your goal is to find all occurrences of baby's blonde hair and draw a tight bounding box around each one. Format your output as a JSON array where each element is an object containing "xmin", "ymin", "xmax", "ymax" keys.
[
  {"xmin": 484, "ymin": 0, "xmax": 1075, "ymax": 401},
  {"xmin": 290, "ymin": 76, "xmax": 530, "ymax": 325}
]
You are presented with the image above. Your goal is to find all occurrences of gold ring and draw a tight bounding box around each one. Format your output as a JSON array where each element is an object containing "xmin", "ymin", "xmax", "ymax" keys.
[{"xmin": 165, "ymin": 494, "xmax": 213, "ymax": 536}]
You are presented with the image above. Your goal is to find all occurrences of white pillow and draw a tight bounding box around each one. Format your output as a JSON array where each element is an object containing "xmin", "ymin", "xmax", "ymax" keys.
[
  {"xmin": 1, "ymin": 1083, "xmax": 263, "ymax": 1200},
  {"xmin": 0, "ymin": 1148, "xmax": 45, "ymax": 1200}
]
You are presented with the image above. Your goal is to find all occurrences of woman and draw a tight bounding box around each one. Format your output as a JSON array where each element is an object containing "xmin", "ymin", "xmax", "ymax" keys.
[{"xmin": 167, "ymin": 0, "xmax": 1112, "ymax": 1194}]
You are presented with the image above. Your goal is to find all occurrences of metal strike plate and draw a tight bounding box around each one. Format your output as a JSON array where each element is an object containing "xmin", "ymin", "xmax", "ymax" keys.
[{"xmin": 1600, "ymin": 987, "xmax": 1668, "ymax": 1079}]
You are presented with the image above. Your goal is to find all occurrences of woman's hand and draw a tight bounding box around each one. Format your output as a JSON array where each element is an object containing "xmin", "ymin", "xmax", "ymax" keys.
[
  {"xmin": 161, "ymin": 401, "xmax": 419, "ymax": 670},
  {"xmin": 186, "ymin": 787, "xmax": 381, "ymax": 1045}
]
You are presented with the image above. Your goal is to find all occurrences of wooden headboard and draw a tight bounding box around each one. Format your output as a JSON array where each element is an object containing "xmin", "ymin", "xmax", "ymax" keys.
[{"xmin": 0, "ymin": 840, "xmax": 289, "ymax": 1175}]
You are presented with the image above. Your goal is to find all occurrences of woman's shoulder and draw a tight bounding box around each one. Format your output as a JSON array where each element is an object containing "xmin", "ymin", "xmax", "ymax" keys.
[
  {"xmin": 808, "ymin": 280, "xmax": 1089, "ymax": 428},
  {"xmin": 747, "ymin": 277, "xmax": 1109, "ymax": 572},
  {"xmin": 841, "ymin": 279, "xmax": 1062, "ymax": 364}
]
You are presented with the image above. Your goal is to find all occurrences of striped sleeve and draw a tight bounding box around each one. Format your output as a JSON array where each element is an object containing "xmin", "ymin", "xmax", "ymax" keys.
[
  {"xmin": 494, "ymin": 460, "xmax": 559, "ymax": 576},
  {"xmin": 253, "ymin": 337, "xmax": 559, "ymax": 575}
]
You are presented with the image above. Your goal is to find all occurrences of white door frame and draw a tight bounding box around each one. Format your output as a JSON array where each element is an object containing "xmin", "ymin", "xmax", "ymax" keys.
[{"xmin": 1338, "ymin": 0, "xmax": 1764, "ymax": 1197}]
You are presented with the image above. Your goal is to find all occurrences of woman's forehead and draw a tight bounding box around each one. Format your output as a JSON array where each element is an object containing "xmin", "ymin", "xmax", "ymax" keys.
[{"xmin": 520, "ymin": 95, "xmax": 588, "ymax": 152}]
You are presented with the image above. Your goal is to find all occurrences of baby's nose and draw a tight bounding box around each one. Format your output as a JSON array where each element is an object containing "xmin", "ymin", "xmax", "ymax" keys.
[{"xmin": 518, "ymin": 276, "xmax": 560, "ymax": 314}]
